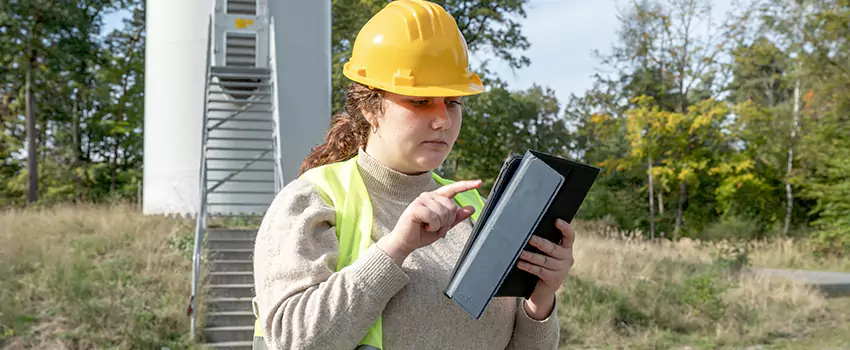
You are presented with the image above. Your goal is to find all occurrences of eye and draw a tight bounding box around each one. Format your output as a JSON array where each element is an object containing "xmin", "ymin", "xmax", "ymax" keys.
[
  {"xmin": 410, "ymin": 99, "xmax": 430, "ymax": 107},
  {"xmin": 447, "ymin": 100, "xmax": 463, "ymax": 107}
]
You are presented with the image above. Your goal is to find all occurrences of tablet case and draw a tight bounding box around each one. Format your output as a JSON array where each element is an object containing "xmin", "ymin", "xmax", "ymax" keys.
[{"xmin": 444, "ymin": 150, "xmax": 601, "ymax": 319}]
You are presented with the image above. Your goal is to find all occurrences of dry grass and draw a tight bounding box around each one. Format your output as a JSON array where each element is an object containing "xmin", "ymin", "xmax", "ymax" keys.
[
  {"xmin": 746, "ymin": 238, "xmax": 850, "ymax": 272},
  {"xmin": 0, "ymin": 203, "xmax": 208, "ymax": 349},
  {"xmin": 0, "ymin": 205, "xmax": 845, "ymax": 349},
  {"xmin": 556, "ymin": 220, "xmax": 843, "ymax": 349}
]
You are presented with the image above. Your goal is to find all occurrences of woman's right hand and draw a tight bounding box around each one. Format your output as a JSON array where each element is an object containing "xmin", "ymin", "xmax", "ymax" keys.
[{"xmin": 377, "ymin": 179, "xmax": 482, "ymax": 265}]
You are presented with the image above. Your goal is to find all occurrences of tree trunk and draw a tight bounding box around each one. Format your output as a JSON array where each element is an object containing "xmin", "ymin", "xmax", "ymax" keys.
[
  {"xmin": 72, "ymin": 96, "xmax": 83, "ymax": 202},
  {"xmin": 111, "ymin": 138, "xmax": 119, "ymax": 193},
  {"xmin": 648, "ymin": 152, "xmax": 656, "ymax": 239},
  {"xmin": 674, "ymin": 180, "xmax": 687, "ymax": 238},
  {"xmin": 25, "ymin": 50, "xmax": 38, "ymax": 206},
  {"xmin": 784, "ymin": 77, "xmax": 800, "ymax": 236},
  {"xmin": 658, "ymin": 192, "xmax": 664, "ymax": 215}
]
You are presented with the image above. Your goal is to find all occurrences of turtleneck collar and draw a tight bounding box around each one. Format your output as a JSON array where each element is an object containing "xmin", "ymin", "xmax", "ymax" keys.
[{"xmin": 356, "ymin": 147, "xmax": 436, "ymax": 202}]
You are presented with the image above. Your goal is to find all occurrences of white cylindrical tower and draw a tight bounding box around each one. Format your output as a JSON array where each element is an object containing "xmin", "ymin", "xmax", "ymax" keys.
[
  {"xmin": 143, "ymin": 0, "xmax": 214, "ymax": 215},
  {"xmin": 270, "ymin": 0, "xmax": 332, "ymax": 184},
  {"xmin": 144, "ymin": 0, "xmax": 331, "ymax": 216}
]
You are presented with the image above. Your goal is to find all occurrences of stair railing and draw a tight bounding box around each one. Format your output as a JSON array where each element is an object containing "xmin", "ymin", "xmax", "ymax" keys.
[
  {"xmin": 189, "ymin": 14, "xmax": 213, "ymax": 341},
  {"xmin": 269, "ymin": 16, "xmax": 284, "ymax": 192}
]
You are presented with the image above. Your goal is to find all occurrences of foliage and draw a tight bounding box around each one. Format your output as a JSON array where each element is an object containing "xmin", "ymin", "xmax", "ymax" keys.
[
  {"xmin": 0, "ymin": 0, "xmax": 846, "ymax": 254},
  {"xmin": 448, "ymin": 81, "xmax": 569, "ymax": 195},
  {"xmin": 560, "ymin": 0, "xmax": 849, "ymax": 250},
  {"xmin": 0, "ymin": 0, "xmax": 145, "ymax": 207}
]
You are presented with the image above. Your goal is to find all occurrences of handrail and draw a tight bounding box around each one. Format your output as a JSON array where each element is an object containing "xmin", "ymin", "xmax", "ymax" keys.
[
  {"xmin": 269, "ymin": 16, "xmax": 284, "ymax": 192},
  {"xmin": 189, "ymin": 14, "xmax": 213, "ymax": 340}
]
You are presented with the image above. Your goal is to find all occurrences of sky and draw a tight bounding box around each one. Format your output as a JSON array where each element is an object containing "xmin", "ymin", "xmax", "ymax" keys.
[
  {"xmin": 104, "ymin": 0, "xmax": 735, "ymax": 109},
  {"xmin": 469, "ymin": 0, "xmax": 622, "ymax": 105}
]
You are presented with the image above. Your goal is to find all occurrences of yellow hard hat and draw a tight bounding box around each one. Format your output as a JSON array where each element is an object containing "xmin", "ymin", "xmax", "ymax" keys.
[{"xmin": 342, "ymin": 0, "xmax": 485, "ymax": 97}]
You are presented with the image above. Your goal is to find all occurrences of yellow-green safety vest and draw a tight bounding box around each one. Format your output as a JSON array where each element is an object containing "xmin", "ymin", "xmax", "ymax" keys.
[{"xmin": 251, "ymin": 155, "xmax": 485, "ymax": 349}]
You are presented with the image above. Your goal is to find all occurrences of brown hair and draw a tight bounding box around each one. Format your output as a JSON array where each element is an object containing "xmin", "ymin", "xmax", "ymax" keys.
[{"xmin": 299, "ymin": 82, "xmax": 386, "ymax": 175}]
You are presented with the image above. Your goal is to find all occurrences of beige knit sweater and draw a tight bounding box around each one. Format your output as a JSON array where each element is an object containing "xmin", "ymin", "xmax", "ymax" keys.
[{"xmin": 253, "ymin": 148, "xmax": 560, "ymax": 349}]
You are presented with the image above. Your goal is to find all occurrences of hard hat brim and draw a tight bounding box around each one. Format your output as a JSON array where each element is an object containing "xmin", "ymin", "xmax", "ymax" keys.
[{"xmin": 344, "ymin": 71, "xmax": 485, "ymax": 97}]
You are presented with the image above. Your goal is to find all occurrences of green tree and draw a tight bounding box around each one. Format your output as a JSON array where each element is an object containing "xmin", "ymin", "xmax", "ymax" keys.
[
  {"xmin": 448, "ymin": 80, "xmax": 568, "ymax": 196},
  {"xmin": 0, "ymin": 0, "xmax": 142, "ymax": 205}
]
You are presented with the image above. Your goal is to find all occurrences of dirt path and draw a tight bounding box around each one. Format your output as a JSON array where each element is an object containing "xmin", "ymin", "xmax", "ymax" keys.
[{"xmin": 750, "ymin": 267, "xmax": 850, "ymax": 297}]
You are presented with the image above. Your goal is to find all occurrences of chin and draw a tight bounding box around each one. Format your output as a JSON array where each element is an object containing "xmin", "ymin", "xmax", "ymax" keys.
[{"xmin": 412, "ymin": 148, "xmax": 450, "ymax": 171}]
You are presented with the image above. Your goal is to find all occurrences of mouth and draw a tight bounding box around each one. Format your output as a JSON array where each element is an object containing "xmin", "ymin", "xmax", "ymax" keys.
[{"xmin": 423, "ymin": 139, "xmax": 448, "ymax": 147}]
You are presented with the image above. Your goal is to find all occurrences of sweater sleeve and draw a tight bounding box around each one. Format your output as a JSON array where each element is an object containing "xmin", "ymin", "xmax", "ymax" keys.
[
  {"xmin": 252, "ymin": 178, "xmax": 410, "ymax": 350},
  {"xmin": 505, "ymin": 296, "xmax": 561, "ymax": 350}
]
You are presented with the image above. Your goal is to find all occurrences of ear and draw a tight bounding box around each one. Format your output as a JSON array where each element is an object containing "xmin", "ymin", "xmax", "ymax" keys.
[{"xmin": 360, "ymin": 107, "xmax": 378, "ymax": 128}]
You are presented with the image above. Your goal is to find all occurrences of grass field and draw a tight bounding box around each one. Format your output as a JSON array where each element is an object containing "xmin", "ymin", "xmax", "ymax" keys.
[
  {"xmin": 0, "ymin": 204, "xmax": 203, "ymax": 349},
  {"xmin": 1, "ymin": 205, "xmax": 847, "ymax": 349}
]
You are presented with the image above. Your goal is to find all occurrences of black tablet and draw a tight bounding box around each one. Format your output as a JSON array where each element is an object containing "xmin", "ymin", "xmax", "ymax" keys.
[{"xmin": 444, "ymin": 150, "xmax": 600, "ymax": 319}]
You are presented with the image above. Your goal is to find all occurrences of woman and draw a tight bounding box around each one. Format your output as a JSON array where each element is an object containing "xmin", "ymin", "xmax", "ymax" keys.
[{"xmin": 252, "ymin": 1, "xmax": 575, "ymax": 349}]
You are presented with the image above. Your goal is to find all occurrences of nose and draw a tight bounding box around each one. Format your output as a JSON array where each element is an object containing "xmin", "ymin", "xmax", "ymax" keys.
[{"xmin": 431, "ymin": 99, "xmax": 451, "ymax": 130}]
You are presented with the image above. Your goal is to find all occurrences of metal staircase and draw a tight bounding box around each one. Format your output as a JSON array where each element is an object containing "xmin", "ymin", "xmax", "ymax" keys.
[
  {"xmin": 189, "ymin": 5, "xmax": 282, "ymax": 348},
  {"xmin": 201, "ymin": 228, "xmax": 260, "ymax": 349}
]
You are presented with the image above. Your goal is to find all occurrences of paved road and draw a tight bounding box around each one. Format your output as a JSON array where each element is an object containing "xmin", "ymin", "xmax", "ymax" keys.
[{"xmin": 750, "ymin": 267, "xmax": 850, "ymax": 297}]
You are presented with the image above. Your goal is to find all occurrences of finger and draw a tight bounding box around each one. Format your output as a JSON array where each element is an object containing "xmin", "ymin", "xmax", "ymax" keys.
[
  {"xmin": 414, "ymin": 203, "xmax": 443, "ymax": 232},
  {"xmin": 516, "ymin": 260, "xmax": 559, "ymax": 281},
  {"xmin": 420, "ymin": 195, "xmax": 454, "ymax": 229},
  {"xmin": 527, "ymin": 235, "xmax": 569, "ymax": 260},
  {"xmin": 433, "ymin": 180, "xmax": 482, "ymax": 199},
  {"xmin": 451, "ymin": 205, "xmax": 475, "ymax": 227},
  {"xmin": 437, "ymin": 225, "xmax": 451, "ymax": 238},
  {"xmin": 518, "ymin": 250, "xmax": 563, "ymax": 271},
  {"xmin": 556, "ymin": 219, "xmax": 575, "ymax": 249}
]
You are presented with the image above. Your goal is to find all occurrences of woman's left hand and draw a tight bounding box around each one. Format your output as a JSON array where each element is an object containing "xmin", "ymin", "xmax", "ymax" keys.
[{"xmin": 516, "ymin": 218, "xmax": 575, "ymax": 320}]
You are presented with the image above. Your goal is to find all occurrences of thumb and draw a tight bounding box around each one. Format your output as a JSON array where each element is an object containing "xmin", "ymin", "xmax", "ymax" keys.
[{"xmin": 451, "ymin": 206, "xmax": 476, "ymax": 227}]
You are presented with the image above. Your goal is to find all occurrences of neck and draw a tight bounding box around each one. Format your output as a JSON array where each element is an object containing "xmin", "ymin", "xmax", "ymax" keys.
[
  {"xmin": 364, "ymin": 142, "xmax": 425, "ymax": 175},
  {"xmin": 356, "ymin": 148, "xmax": 435, "ymax": 202}
]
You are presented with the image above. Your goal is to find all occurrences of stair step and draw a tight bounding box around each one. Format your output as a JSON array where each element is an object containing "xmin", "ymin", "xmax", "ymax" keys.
[
  {"xmin": 208, "ymin": 98, "xmax": 271, "ymax": 105},
  {"xmin": 207, "ymin": 238, "xmax": 255, "ymax": 251},
  {"xmin": 201, "ymin": 340, "xmax": 253, "ymax": 350},
  {"xmin": 204, "ymin": 325, "xmax": 255, "ymax": 343},
  {"xmin": 206, "ymin": 167, "xmax": 274, "ymax": 173},
  {"xmin": 207, "ymin": 118, "xmax": 272, "ymax": 124},
  {"xmin": 210, "ymin": 81, "xmax": 270, "ymax": 88},
  {"xmin": 211, "ymin": 89, "xmax": 271, "ymax": 96},
  {"xmin": 210, "ymin": 260, "xmax": 253, "ymax": 272},
  {"xmin": 208, "ymin": 297, "xmax": 254, "ymax": 312},
  {"xmin": 207, "ymin": 311, "xmax": 256, "ymax": 327},
  {"xmin": 211, "ymin": 72, "xmax": 270, "ymax": 79},
  {"xmin": 207, "ymin": 126, "xmax": 272, "ymax": 133},
  {"xmin": 207, "ymin": 107, "xmax": 272, "ymax": 113},
  {"xmin": 207, "ymin": 178, "xmax": 275, "ymax": 184},
  {"xmin": 210, "ymin": 271, "xmax": 254, "ymax": 285},
  {"xmin": 211, "ymin": 66, "xmax": 270, "ymax": 74},
  {"xmin": 207, "ymin": 146, "xmax": 271, "ymax": 152},
  {"xmin": 209, "ymin": 249, "xmax": 254, "ymax": 261},
  {"xmin": 208, "ymin": 229, "xmax": 257, "ymax": 240},
  {"xmin": 210, "ymin": 284, "xmax": 255, "ymax": 298},
  {"xmin": 207, "ymin": 190, "xmax": 274, "ymax": 195},
  {"xmin": 208, "ymin": 202, "xmax": 271, "ymax": 209},
  {"xmin": 206, "ymin": 157, "xmax": 273, "ymax": 162},
  {"xmin": 207, "ymin": 136, "xmax": 273, "ymax": 142}
]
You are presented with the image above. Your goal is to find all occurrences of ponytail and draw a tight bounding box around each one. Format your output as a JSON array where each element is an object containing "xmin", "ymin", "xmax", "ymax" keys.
[{"xmin": 299, "ymin": 82, "xmax": 385, "ymax": 175}]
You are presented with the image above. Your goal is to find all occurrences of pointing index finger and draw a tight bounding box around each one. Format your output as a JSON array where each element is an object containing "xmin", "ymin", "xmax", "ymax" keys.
[{"xmin": 433, "ymin": 179, "xmax": 482, "ymax": 198}]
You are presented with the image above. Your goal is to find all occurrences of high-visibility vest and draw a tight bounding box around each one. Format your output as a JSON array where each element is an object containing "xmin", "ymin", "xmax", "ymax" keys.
[{"xmin": 251, "ymin": 155, "xmax": 485, "ymax": 350}]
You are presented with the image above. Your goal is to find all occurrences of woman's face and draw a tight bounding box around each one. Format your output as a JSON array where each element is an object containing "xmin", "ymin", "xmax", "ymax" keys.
[{"xmin": 364, "ymin": 91, "xmax": 464, "ymax": 174}]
